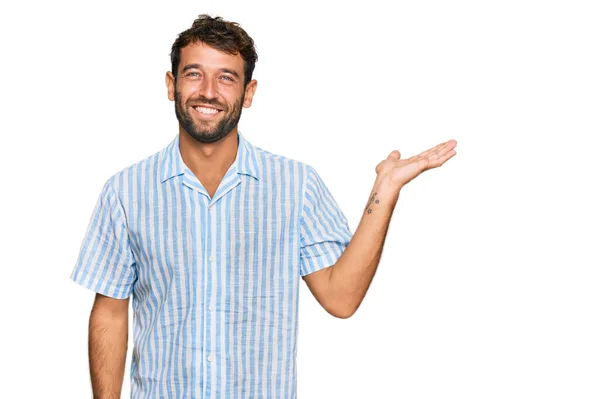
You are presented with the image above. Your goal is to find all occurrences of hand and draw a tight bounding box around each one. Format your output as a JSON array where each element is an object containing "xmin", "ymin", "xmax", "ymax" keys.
[{"xmin": 375, "ymin": 139, "xmax": 458, "ymax": 195}]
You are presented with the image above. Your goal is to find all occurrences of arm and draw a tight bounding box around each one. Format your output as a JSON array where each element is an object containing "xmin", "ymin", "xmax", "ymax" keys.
[
  {"xmin": 303, "ymin": 184, "xmax": 396, "ymax": 319},
  {"xmin": 88, "ymin": 293, "xmax": 130, "ymax": 399},
  {"xmin": 304, "ymin": 139, "xmax": 457, "ymax": 318}
]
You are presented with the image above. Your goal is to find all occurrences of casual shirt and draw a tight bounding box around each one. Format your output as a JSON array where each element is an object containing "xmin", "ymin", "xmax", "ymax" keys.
[{"xmin": 70, "ymin": 131, "xmax": 352, "ymax": 399}]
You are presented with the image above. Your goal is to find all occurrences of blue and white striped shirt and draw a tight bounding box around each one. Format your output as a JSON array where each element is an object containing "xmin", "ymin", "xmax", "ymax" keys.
[{"xmin": 70, "ymin": 131, "xmax": 352, "ymax": 399}]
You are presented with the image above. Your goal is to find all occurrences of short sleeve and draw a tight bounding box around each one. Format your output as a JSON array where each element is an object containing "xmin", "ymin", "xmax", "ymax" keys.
[
  {"xmin": 299, "ymin": 166, "xmax": 353, "ymax": 276},
  {"xmin": 69, "ymin": 180, "xmax": 137, "ymax": 299}
]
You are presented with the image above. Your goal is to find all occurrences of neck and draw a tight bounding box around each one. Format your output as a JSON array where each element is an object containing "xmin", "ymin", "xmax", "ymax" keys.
[{"xmin": 178, "ymin": 128, "xmax": 239, "ymax": 180}]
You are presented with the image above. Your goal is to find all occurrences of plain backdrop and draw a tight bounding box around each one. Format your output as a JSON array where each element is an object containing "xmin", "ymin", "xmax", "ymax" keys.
[{"xmin": 1, "ymin": 0, "xmax": 599, "ymax": 398}]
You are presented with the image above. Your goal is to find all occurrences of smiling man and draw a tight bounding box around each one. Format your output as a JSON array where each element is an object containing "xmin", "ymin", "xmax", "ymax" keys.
[{"xmin": 70, "ymin": 14, "xmax": 457, "ymax": 399}]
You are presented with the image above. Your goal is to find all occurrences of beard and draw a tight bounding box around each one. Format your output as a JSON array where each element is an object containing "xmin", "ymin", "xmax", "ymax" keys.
[{"xmin": 174, "ymin": 89, "xmax": 244, "ymax": 144}]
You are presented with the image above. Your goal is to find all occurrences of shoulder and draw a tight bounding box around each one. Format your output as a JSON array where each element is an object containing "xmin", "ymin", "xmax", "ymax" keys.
[
  {"xmin": 252, "ymin": 143, "xmax": 317, "ymax": 183},
  {"xmin": 101, "ymin": 141, "xmax": 169, "ymax": 199}
]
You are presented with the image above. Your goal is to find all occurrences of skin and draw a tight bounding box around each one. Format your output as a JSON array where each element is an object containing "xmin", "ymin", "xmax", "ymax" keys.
[
  {"xmin": 165, "ymin": 41, "xmax": 257, "ymax": 197},
  {"xmin": 303, "ymin": 140, "xmax": 458, "ymax": 318},
  {"xmin": 88, "ymin": 42, "xmax": 259, "ymax": 398},
  {"xmin": 162, "ymin": 41, "xmax": 459, "ymax": 319},
  {"xmin": 87, "ymin": 37, "xmax": 458, "ymax": 398},
  {"xmin": 89, "ymin": 294, "xmax": 129, "ymax": 399}
]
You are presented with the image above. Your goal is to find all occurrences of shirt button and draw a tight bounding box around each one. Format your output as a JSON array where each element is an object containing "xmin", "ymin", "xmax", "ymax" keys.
[
  {"xmin": 209, "ymin": 305, "xmax": 215, "ymax": 312},
  {"xmin": 209, "ymin": 255, "xmax": 215, "ymax": 262},
  {"xmin": 207, "ymin": 354, "xmax": 213, "ymax": 362}
]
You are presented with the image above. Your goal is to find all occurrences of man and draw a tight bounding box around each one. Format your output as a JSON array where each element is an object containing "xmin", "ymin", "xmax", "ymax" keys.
[{"xmin": 70, "ymin": 14, "xmax": 457, "ymax": 399}]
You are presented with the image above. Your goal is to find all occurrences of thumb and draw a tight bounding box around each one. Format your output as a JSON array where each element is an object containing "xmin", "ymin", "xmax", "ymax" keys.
[{"xmin": 387, "ymin": 150, "xmax": 401, "ymax": 160}]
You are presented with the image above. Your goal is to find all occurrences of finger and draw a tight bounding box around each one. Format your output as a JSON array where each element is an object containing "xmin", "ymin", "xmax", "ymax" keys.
[
  {"xmin": 430, "ymin": 149, "xmax": 457, "ymax": 168},
  {"xmin": 423, "ymin": 140, "xmax": 457, "ymax": 162},
  {"xmin": 421, "ymin": 139, "xmax": 458, "ymax": 158},
  {"xmin": 409, "ymin": 155, "xmax": 430, "ymax": 171},
  {"xmin": 387, "ymin": 150, "xmax": 401, "ymax": 160},
  {"xmin": 418, "ymin": 141, "xmax": 449, "ymax": 158},
  {"xmin": 434, "ymin": 140, "xmax": 458, "ymax": 160}
]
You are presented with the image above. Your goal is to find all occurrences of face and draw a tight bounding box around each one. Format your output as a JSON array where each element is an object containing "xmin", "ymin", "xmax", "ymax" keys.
[{"xmin": 166, "ymin": 42, "xmax": 257, "ymax": 144}]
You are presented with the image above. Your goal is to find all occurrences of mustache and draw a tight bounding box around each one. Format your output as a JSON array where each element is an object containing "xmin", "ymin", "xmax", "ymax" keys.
[{"xmin": 188, "ymin": 95, "xmax": 226, "ymax": 109}]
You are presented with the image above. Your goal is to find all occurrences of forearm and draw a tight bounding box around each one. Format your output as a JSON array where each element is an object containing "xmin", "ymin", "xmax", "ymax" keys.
[
  {"xmin": 88, "ymin": 309, "xmax": 128, "ymax": 399},
  {"xmin": 328, "ymin": 179, "xmax": 399, "ymax": 317}
]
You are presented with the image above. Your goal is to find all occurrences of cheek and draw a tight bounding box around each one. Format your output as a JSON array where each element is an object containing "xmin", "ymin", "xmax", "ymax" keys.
[
  {"xmin": 220, "ymin": 85, "xmax": 243, "ymax": 101},
  {"xmin": 221, "ymin": 91, "xmax": 236, "ymax": 104},
  {"xmin": 176, "ymin": 84, "xmax": 197, "ymax": 102}
]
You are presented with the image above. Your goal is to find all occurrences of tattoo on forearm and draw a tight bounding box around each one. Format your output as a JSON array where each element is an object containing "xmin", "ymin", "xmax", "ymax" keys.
[{"xmin": 364, "ymin": 192, "xmax": 380, "ymax": 214}]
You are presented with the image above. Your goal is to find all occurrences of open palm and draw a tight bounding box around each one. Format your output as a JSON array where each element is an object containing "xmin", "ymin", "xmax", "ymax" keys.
[{"xmin": 376, "ymin": 139, "xmax": 458, "ymax": 191}]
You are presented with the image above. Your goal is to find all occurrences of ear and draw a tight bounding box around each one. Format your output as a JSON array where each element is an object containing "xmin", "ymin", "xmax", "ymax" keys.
[
  {"xmin": 242, "ymin": 79, "xmax": 258, "ymax": 108},
  {"xmin": 166, "ymin": 72, "xmax": 176, "ymax": 101}
]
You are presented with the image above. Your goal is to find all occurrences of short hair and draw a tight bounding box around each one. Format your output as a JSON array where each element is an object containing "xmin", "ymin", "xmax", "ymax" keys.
[{"xmin": 170, "ymin": 14, "xmax": 258, "ymax": 86}]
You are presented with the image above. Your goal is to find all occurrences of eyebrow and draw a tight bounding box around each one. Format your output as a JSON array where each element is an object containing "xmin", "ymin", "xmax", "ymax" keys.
[
  {"xmin": 181, "ymin": 64, "xmax": 240, "ymax": 79},
  {"xmin": 181, "ymin": 63, "xmax": 202, "ymax": 73},
  {"xmin": 220, "ymin": 68, "xmax": 240, "ymax": 78}
]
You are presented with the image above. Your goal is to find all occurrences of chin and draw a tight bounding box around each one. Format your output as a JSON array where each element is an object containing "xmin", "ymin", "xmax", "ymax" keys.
[{"xmin": 188, "ymin": 129, "xmax": 228, "ymax": 144}]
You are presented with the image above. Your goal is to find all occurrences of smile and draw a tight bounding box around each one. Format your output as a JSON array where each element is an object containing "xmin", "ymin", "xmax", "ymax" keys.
[{"xmin": 193, "ymin": 106, "xmax": 222, "ymax": 116}]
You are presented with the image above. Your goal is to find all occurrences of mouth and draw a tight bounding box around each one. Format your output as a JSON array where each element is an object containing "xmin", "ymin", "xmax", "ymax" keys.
[{"xmin": 191, "ymin": 105, "xmax": 223, "ymax": 119}]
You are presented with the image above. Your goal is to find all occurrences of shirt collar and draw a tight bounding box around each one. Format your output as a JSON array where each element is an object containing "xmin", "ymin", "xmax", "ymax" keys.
[{"xmin": 160, "ymin": 131, "xmax": 261, "ymax": 183}]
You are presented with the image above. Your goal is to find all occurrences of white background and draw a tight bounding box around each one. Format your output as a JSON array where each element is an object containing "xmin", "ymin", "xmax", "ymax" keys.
[{"xmin": 1, "ymin": 0, "xmax": 599, "ymax": 398}]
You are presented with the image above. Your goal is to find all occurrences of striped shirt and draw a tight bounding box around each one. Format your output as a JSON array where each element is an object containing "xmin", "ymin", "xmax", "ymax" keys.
[{"xmin": 70, "ymin": 131, "xmax": 352, "ymax": 399}]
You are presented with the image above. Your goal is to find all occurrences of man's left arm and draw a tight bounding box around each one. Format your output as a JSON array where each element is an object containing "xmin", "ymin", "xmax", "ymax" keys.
[{"xmin": 303, "ymin": 139, "xmax": 457, "ymax": 318}]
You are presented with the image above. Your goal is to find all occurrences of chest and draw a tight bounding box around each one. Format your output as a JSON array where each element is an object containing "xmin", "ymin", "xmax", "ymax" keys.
[
  {"xmin": 125, "ymin": 178, "xmax": 301, "ymax": 300},
  {"xmin": 197, "ymin": 177, "xmax": 221, "ymax": 199}
]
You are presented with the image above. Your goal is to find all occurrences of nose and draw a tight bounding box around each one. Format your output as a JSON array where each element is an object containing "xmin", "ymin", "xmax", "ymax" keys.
[{"xmin": 198, "ymin": 77, "xmax": 218, "ymax": 99}]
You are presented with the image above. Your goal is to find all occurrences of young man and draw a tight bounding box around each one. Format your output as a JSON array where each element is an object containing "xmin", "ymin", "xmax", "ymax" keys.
[{"xmin": 70, "ymin": 14, "xmax": 457, "ymax": 399}]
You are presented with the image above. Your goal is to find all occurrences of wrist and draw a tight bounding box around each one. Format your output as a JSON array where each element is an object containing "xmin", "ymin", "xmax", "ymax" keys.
[
  {"xmin": 373, "ymin": 176, "xmax": 401, "ymax": 199},
  {"xmin": 370, "ymin": 177, "xmax": 400, "ymax": 211}
]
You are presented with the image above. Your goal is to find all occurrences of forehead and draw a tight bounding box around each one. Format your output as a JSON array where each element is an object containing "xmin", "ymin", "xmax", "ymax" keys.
[{"xmin": 179, "ymin": 41, "xmax": 244, "ymax": 73}]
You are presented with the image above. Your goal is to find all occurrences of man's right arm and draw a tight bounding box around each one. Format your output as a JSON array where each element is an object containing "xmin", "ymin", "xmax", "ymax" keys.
[{"xmin": 88, "ymin": 293, "xmax": 129, "ymax": 399}]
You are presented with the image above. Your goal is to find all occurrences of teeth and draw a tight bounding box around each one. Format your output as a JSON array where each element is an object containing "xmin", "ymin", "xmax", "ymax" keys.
[{"xmin": 194, "ymin": 106, "xmax": 219, "ymax": 115}]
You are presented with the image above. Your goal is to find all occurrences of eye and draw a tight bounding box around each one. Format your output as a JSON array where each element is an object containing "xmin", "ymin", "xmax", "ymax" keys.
[
  {"xmin": 184, "ymin": 71, "xmax": 201, "ymax": 79},
  {"xmin": 220, "ymin": 75, "xmax": 234, "ymax": 82}
]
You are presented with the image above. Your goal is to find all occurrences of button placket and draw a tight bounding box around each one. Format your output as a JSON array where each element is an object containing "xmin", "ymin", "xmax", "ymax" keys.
[
  {"xmin": 203, "ymin": 199, "xmax": 215, "ymax": 396},
  {"xmin": 205, "ymin": 199, "xmax": 217, "ymax": 398}
]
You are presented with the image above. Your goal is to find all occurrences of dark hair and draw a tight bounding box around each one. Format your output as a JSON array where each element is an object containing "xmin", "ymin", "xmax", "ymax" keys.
[{"xmin": 170, "ymin": 14, "xmax": 258, "ymax": 87}]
